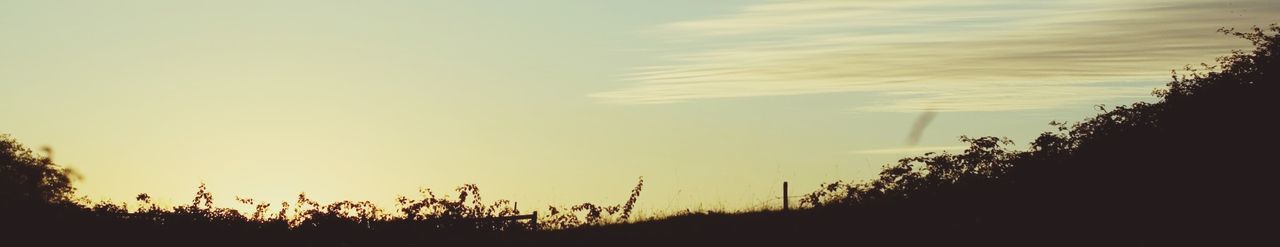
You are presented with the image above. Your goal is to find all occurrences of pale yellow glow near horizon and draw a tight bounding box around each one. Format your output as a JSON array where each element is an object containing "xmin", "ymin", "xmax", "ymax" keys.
[{"xmin": 1, "ymin": 0, "xmax": 1276, "ymax": 216}]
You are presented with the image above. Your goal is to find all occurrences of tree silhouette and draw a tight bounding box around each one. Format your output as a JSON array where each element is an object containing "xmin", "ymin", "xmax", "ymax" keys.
[
  {"xmin": 1, "ymin": 134, "xmax": 74, "ymax": 206},
  {"xmin": 801, "ymin": 24, "xmax": 1279, "ymax": 245}
]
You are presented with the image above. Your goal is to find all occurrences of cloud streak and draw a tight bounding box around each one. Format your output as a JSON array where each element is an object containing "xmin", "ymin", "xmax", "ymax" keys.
[{"xmin": 595, "ymin": 0, "xmax": 1280, "ymax": 112}]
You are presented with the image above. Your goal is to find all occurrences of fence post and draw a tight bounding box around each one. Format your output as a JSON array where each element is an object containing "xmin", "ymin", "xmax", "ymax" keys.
[
  {"xmin": 783, "ymin": 181, "xmax": 789, "ymax": 211},
  {"xmin": 531, "ymin": 211, "xmax": 539, "ymax": 230}
]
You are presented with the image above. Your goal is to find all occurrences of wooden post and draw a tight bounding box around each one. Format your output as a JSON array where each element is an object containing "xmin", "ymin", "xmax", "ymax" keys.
[
  {"xmin": 783, "ymin": 181, "xmax": 789, "ymax": 211},
  {"xmin": 531, "ymin": 211, "xmax": 539, "ymax": 230}
]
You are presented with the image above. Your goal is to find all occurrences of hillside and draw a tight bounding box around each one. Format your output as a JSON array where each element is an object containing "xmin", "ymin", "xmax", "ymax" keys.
[{"xmin": 528, "ymin": 24, "xmax": 1280, "ymax": 246}]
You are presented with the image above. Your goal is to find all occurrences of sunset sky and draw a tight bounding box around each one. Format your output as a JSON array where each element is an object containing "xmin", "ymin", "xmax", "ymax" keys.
[{"xmin": 2, "ymin": 0, "xmax": 1276, "ymax": 214}]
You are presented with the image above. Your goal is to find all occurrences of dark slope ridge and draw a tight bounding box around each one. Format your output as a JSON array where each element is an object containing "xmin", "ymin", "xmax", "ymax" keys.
[{"xmin": 513, "ymin": 25, "xmax": 1280, "ymax": 247}]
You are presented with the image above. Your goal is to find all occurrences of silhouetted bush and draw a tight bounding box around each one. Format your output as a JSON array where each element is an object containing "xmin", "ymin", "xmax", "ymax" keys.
[
  {"xmin": 1, "ymin": 134, "xmax": 74, "ymax": 205},
  {"xmin": 800, "ymin": 24, "xmax": 1279, "ymax": 245},
  {"xmin": 542, "ymin": 177, "xmax": 644, "ymax": 229},
  {"xmin": 3, "ymin": 132, "xmax": 646, "ymax": 245}
]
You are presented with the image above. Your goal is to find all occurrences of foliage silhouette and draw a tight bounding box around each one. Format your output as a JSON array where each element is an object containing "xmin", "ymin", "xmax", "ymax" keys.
[
  {"xmin": 1, "ymin": 134, "xmax": 75, "ymax": 205},
  {"xmin": 541, "ymin": 177, "xmax": 644, "ymax": 229},
  {"xmin": 796, "ymin": 24, "xmax": 1279, "ymax": 245}
]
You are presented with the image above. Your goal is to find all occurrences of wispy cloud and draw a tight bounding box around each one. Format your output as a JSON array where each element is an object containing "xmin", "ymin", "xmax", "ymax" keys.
[
  {"xmin": 852, "ymin": 145, "xmax": 969, "ymax": 155},
  {"xmin": 595, "ymin": 0, "xmax": 1280, "ymax": 112}
]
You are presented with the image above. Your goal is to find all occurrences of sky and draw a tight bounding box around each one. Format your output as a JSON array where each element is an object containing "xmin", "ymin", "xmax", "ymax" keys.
[{"xmin": 2, "ymin": 0, "xmax": 1277, "ymax": 215}]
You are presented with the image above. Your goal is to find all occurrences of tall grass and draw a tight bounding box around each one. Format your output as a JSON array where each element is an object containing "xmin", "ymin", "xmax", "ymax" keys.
[{"xmin": 78, "ymin": 177, "xmax": 646, "ymax": 232}]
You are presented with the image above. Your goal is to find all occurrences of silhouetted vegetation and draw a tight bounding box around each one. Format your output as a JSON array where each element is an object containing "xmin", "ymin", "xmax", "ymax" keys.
[
  {"xmin": 1, "ymin": 135, "xmax": 75, "ymax": 205},
  {"xmin": 2, "ymin": 135, "xmax": 645, "ymax": 245},
  {"xmin": 794, "ymin": 24, "xmax": 1279, "ymax": 245},
  {"xmin": 4, "ymin": 25, "xmax": 1277, "ymax": 246}
]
